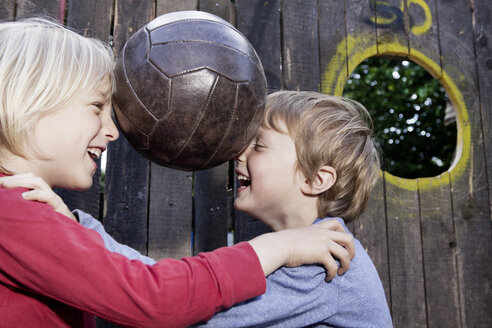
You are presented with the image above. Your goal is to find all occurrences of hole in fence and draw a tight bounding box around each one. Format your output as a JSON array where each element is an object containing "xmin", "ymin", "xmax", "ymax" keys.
[{"xmin": 343, "ymin": 57, "xmax": 457, "ymax": 179}]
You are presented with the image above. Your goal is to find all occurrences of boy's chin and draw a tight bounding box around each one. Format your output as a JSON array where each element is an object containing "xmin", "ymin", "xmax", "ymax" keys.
[
  {"xmin": 233, "ymin": 200, "xmax": 255, "ymax": 217},
  {"xmin": 57, "ymin": 179, "xmax": 93, "ymax": 191}
]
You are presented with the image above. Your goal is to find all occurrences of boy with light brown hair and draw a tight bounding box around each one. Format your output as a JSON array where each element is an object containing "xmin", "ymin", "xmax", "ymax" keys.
[{"xmin": 196, "ymin": 91, "xmax": 393, "ymax": 327}]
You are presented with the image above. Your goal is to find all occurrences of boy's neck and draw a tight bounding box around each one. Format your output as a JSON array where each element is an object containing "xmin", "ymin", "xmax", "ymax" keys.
[{"xmin": 267, "ymin": 203, "xmax": 320, "ymax": 231}]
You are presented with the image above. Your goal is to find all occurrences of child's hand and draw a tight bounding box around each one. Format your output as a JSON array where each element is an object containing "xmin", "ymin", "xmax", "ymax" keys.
[
  {"xmin": 249, "ymin": 219, "xmax": 355, "ymax": 281},
  {"xmin": 0, "ymin": 173, "xmax": 77, "ymax": 221}
]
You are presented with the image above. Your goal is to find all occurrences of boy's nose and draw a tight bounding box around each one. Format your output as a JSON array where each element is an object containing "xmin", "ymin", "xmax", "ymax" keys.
[
  {"xmin": 102, "ymin": 112, "xmax": 119, "ymax": 141},
  {"xmin": 235, "ymin": 144, "xmax": 250, "ymax": 162}
]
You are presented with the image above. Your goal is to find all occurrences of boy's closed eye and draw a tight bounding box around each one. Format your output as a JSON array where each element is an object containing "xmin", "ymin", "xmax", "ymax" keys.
[
  {"xmin": 91, "ymin": 101, "xmax": 106, "ymax": 114},
  {"xmin": 253, "ymin": 141, "xmax": 266, "ymax": 151}
]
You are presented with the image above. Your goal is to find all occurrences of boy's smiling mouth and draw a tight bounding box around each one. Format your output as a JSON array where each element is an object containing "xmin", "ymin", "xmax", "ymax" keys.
[
  {"xmin": 237, "ymin": 174, "xmax": 251, "ymax": 188},
  {"xmin": 87, "ymin": 147, "xmax": 102, "ymax": 160}
]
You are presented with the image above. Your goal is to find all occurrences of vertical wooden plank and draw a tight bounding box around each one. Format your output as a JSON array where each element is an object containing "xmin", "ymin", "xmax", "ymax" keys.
[
  {"xmin": 418, "ymin": 173, "xmax": 461, "ymax": 327},
  {"xmin": 319, "ymin": 0, "xmax": 347, "ymax": 96},
  {"xmin": 104, "ymin": 0, "xmax": 154, "ymax": 254},
  {"xmin": 407, "ymin": 0, "xmax": 442, "ymax": 78},
  {"xmin": 375, "ymin": 0, "xmax": 410, "ymax": 55},
  {"xmin": 437, "ymin": 0, "xmax": 492, "ymax": 326},
  {"xmin": 233, "ymin": 0, "xmax": 279, "ymax": 242},
  {"xmin": 194, "ymin": 163, "xmax": 229, "ymax": 253},
  {"xmin": 0, "ymin": 0, "xmax": 15, "ymax": 19},
  {"xmin": 66, "ymin": 0, "xmax": 113, "ymax": 42},
  {"xmin": 384, "ymin": 174, "xmax": 426, "ymax": 327},
  {"xmin": 199, "ymin": 0, "xmax": 229, "ymax": 20},
  {"xmin": 236, "ymin": 0, "xmax": 281, "ymax": 92},
  {"xmin": 16, "ymin": 0, "xmax": 64, "ymax": 20},
  {"xmin": 281, "ymin": 0, "xmax": 319, "ymax": 91},
  {"xmin": 148, "ymin": 166, "xmax": 193, "ymax": 260},
  {"xmin": 353, "ymin": 174, "xmax": 391, "ymax": 308},
  {"xmin": 474, "ymin": 0, "xmax": 492, "ymax": 228},
  {"xmin": 192, "ymin": 0, "xmax": 232, "ymax": 254},
  {"xmin": 156, "ymin": 0, "xmax": 197, "ymax": 16},
  {"xmin": 345, "ymin": 0, "xmax": 378, "ymax": 77},
  {"xmin": 474, "ymin": 12, "xmax": 492, "ymax": 324}
]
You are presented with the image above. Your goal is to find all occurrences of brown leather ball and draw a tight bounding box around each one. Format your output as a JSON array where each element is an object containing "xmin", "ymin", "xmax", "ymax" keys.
[{"xmin": 113, "ymin": 11, "xmax": 267, "ymax": 171}]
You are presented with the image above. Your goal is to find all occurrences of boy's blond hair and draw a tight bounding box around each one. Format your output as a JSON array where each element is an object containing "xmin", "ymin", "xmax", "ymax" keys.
[
  {"xmin": 0, "ymin": 17, "xmax": 115, "ymax": 164},
  {"xmin": 264, "ymin": 91, "xmax": 380, "ymax": 222}
]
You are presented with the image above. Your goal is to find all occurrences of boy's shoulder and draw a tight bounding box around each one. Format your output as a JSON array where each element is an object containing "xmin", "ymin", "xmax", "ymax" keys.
[{"xmin": 0, "ymin": 184, "xmax": 67, "ymax": 223}]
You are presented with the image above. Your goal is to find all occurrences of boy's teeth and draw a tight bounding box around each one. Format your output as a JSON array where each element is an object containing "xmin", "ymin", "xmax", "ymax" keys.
[
  {"xmin": 87, "ymin": 148, "xmax": 102, "ymax": 159},
  {"xmin": 237, "ymin": 174, "xmax": 251, "ymax": 187}
]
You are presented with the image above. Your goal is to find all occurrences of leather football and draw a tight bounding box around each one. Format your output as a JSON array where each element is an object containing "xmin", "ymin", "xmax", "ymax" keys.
[{"xmin": 113, "ymin": 10, "xmax": 267, "ymax": 171}]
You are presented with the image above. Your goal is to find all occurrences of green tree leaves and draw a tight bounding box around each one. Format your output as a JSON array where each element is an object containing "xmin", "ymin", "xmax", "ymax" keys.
[{"xmin": 343, "ymin": 57, "xmax": 457, "ymax": 178}]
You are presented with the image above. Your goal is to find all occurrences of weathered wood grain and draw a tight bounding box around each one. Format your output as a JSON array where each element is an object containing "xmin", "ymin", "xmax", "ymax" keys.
[
  {"xmin": 16, "ymin": 0, "xmax": 63, "ymax": 20},
  {"xmin": 418, "ymin": 173, "xmax": 461, "ymax": 327},
  {"xmin": 437, "ymin": 0, "xmax": 492, "ymax": 326},
  {"xmin": 353, "ymin": 173, "xmax": 391, "ymax": 308},
  {"xmin": 194, "ymin": 163, "xmax": 229, "ymax": 253},
  {"xmin": 157, "ymin": 0, "xmax": 197, "ymax": 16},
  {"xmin": 319, "ymin": 0, "xmax": 348, "ymax": 95},
  {"xmin": 385, "ymin": 174, "xmax": 426, "ymax": 327},
  {"xmin": 66, "ymin": 0, "xmax": 113, "ymax": 42},
  {"xmin": 199, "ymin": 0, "xmax": 229, "ymax": 21},
  {"xmin": 345, "ymin": 0, "xmax": 378, "ymax": 77},
  {"xmin": 236, "ymin": 0, "xmax": 281, "ymax": 92},
  {"xmin": 0, "ymin": 0, "xmax": 15, "ymax": 19},
  {"xmin": 473, "ymin": 0, "xmax": 492, "ymax": 234},
  {"xmin": 148, "ymin": 165, "xmax": 193, "ymax": 260},
  {"xmin": 407, "ymin": 0, "xmax": 442, "ymax": 79},
  {"xmin": 376, "ymin": 0, "xmax": 410, "ymax": 55},
  {"xmin": 281, "ymin": 0, "xmax": 320, "ymax": 91}
]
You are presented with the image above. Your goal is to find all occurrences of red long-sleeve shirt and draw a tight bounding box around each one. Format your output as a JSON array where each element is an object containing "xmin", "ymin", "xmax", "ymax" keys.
[{"xmin": 0, "ymin": 182, "xmax": 266, "ymax": 327}]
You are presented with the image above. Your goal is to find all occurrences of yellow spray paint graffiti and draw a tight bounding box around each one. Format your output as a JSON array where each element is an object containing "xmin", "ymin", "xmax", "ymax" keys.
[
  {"xmin": 367, "ymin": 0, "xmax": 432, "ymax": 35},
  {"xmin": 321, "ymin": 35, "xmax": 470, "ymax": 192},
  {"xmin": 405, "ymin": 0, "xmax": 432, "ymax": 35}
]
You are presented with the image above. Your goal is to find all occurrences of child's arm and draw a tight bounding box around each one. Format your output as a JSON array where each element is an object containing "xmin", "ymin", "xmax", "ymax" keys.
[
  {"xmin": 249, "ymin": 221, "xmax": 353, "ymax": 279},
  {"xmin": 0, "ymin": 173, "xmax": 354, "ymax": 280}
]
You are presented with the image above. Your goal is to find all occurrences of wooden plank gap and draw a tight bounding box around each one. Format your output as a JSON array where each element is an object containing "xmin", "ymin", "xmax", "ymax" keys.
[
  {"xmin": 382, "ymin": 171, "xmax": 393, "ymax": 316},
  {"xmin": 373, "ymin": 0, "xmax": 380, "ymax": 56},
  {"xmin": 416, "ymin": 178, "xmax": 431, "ymax": 328},
  {"xmin": 448, "ymin": 170, "xmax": 465, "ymax": 328},
  {"xmin": 402, "ymin": 0, "xmax": 411, "ymax": 54},
  {"xmin": 434, "ymin": 0, "xmax": 444, "ymax": 78},
  {"xmin": 343, "ymin": 0, "xmax": 349, "ymax": 79}
]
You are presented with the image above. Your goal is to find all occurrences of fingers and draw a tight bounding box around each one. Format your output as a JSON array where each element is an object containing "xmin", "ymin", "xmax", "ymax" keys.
[
  {"xmin": 321, "ymin": 253, "xmax": 339, "ymax": 281},
  {"xmin": 0, "ymin": 173, "xmax": 49, "ymax": 190},
  {"xmin": 316, "ymin": 219, "xmax": 345, "ymax": 233},
  {"xmin": 21, "ymin": 189, "xmax": 55, "ymax": 204},
  {"xmin": 316, "ymin": 220, "xmax": 356, "ymax": 260}
]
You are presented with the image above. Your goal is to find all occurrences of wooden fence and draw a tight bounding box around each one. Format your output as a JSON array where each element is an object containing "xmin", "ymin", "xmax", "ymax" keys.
[{"xmin": 1, "ymin": 0, "xmax": 491, "ymax": 327}]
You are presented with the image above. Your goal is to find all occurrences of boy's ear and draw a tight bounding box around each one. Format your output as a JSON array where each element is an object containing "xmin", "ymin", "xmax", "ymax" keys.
[{"xmin": 300, "ymin": 165, "xmax": 337, "ymax": 196}]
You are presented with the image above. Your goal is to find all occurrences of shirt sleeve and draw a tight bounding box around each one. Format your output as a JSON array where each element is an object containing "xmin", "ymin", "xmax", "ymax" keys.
[
  {"xmin": 0, "ymin": 187, "xmax": 266, "ymax": 328},
  {"xmin": 192, "ymin": 265, "xmax": 339, "ymax": 328},
  {"xmin": 75, "ymin": 209, "xmax": 156, "ymax": 265}
]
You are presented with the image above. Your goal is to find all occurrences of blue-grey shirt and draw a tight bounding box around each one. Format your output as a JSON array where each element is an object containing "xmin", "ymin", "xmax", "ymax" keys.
[{"xmin": 77, "ymin": 211, "xmax": 392, "ymax": 327}]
